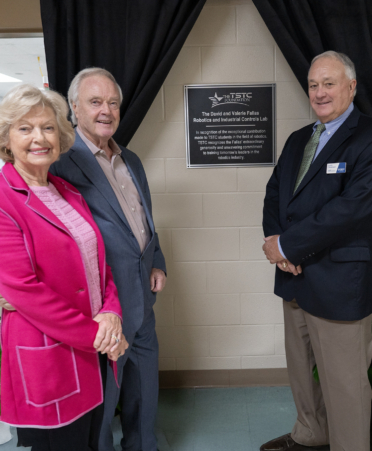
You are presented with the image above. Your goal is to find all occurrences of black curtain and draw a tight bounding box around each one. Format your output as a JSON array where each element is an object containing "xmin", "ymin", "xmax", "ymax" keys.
[
  {"xmin": 252, "ymin": 0, "xmax": 372, "ymax": 115},
  {"xmin": 40, "ymin": 0, "xmax": 206, "ymax": 146}
]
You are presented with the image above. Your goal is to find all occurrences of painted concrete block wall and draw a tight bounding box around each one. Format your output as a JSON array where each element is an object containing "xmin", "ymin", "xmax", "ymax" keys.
[{"xmin": 129, "ymin": 0, "xmax": 314, "ymax": 371}]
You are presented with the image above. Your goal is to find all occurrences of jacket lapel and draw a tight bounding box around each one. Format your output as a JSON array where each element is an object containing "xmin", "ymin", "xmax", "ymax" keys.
[
  {"xmin": 120, "ymin": 149, "xmax": 155, "ymax": 235},
  {"xmin": 3, "ymin": 163, "xmax": 108, "ymax": 294},
  {"xmin": 2, "ymin": 163, "xmax": 70, "ymax": 236},
  {"xmin": 285, "ymin": 127, "xmax": 314, "ymax": 201},
  {"xmin": 290, "ymin": 107, "xmax": 360, "ymax": 202},
  {"xmin": 69, "ymin": 133, "xmax": 132, "ymax": 233}
]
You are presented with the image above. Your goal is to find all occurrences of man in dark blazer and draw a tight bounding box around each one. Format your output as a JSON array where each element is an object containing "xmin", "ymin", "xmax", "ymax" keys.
[
  {"xmin": 51, "ymin": 68, "xmax": 166, "ymax": 451},
  {"xmin": 261, "ymin": 51, "xmax": 372, "ymax": 451}
]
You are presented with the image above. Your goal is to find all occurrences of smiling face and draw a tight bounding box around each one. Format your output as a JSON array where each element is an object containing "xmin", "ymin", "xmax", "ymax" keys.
[
  {"xmin": 308, "ymin": 57, "xmax": 356, "ymax": 124},
  {"xmin": 72, "ymin": 75, "xmax": 120, "ymax": 147},
  {"xmin": 7, "ymin": 105, "xmax": 60, "ymax": 182}
]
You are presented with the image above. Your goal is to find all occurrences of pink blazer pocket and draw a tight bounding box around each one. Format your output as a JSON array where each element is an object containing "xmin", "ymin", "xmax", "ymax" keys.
[{"xmin": 16, "ymin": 343, "xmax": 80, "ymax": 407}]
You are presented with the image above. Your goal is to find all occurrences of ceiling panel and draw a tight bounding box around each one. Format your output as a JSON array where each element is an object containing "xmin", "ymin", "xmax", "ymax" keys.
[{"xmin": 0, "ymin": 37, "xmax": 47, "ymax": 98}]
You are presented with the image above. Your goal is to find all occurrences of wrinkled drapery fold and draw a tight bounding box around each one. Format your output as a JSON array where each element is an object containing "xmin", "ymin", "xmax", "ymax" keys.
[
  {"xmin": 252, "ymin": 0, "xmax": 372, "ymax": 115},
  {"xmin": 40, "ymin": 0, "xmax": 206, "ymax": 146}
]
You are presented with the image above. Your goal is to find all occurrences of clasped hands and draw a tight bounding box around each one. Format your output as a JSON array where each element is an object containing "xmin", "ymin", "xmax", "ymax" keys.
[
  {"xmin": 262, "ymin": 235, "xmax": 302, "ymax": 276},
  {"xmin": 93, "ymin": 269, "xmax": 166, "ymax": 358},
  {"xmin": 93, "ymin": 312, "xmax": 128, "ymax": 361},
  {"xmin": 0, "ymin": 297, "xmax": 128, "ymax": 362},
  {"xmin": 0, "ymin": 269, "xmax": 166, "ymax": 361}
]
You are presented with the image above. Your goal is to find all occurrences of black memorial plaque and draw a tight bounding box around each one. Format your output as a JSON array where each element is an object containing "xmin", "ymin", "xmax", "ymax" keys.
[{"xmin": 185, "ymin": 84, "xmax": 276, "ymax": 167}]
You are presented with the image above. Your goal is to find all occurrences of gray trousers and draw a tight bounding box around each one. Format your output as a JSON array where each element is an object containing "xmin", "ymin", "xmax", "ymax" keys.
[
  {"xmin": 284, "ymin": 299, "xmax": 372, "ymax": 451},
  {"xmin": 98, "ymin": 310, "xmax": 159, "ymax": 451}
]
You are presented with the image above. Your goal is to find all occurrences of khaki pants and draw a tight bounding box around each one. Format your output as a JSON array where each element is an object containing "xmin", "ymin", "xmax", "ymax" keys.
[{"xmin": 284, "ymin": 299, "xmax": 372, "ymax": 451}]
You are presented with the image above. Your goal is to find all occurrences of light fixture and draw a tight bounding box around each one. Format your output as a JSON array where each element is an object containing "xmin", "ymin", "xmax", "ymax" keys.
[{"xmin": 0, "ymin": 73, "xmax": 22, "ymax": 82}]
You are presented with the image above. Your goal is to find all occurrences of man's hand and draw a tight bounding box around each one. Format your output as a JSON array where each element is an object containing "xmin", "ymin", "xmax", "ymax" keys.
[
  {"xmin": 0, "ymin": 295, "xmax": 16, "ymax": 312},
  {"xmin": 93, "ymin": 312, "xmax": 122, "ymax": 354},
  {"xmin": 150, "ymin": 268, "xmax": 166, "ymax": 292},
  {"xmin": 107, "ymin": 333, "xmax": 129, "ymax": 361},
  {"xmin": 277, "ymin": 260, "xmax": 302, "ymax": 276},
  {"xmin": 262, "ymin": 235, "xmax": 283, "ymax": 264}
]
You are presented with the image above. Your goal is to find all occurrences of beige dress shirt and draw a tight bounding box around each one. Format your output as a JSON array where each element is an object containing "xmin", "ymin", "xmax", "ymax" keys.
[{"xmin": 76, "ymin": 127, "xmax": 150, "ymax": 253}]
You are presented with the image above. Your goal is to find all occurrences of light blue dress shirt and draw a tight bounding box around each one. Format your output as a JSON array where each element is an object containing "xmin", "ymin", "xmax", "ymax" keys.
[{"xmin": 277, "ymin": 103, "xmax": 354, "ymax": 260}]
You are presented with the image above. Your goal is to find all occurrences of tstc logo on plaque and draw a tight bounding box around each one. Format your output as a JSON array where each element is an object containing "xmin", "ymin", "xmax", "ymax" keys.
[{"xmin": 185, "ymin": 84, "xmax": 276, "ymax": 168}]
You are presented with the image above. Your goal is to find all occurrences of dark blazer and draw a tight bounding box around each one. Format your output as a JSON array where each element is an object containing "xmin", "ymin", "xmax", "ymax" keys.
[
  {"xmin": 263, "ymin": 107, "xmax": 372, "ymax": 321},
  {"xmin": 50, "ymin": 132, "xmax": 166, "ymax": 342}
]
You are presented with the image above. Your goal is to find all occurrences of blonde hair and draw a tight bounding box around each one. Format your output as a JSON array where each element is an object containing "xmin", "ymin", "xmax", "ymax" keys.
[
  {"xmin": 68, "ymin": 67, "xmax": 123, "ymax": 125},
  {"xmin": 0, "ymin": 84, "xmax": 75, "ymax": 163}
]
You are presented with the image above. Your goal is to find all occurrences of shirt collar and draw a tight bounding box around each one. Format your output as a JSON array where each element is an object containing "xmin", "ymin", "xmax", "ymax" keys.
[
  {"xmin": 76, "ymin": 127, "xmax": 121, "ymax": 157},
  {"xmin": 313, "ymin": 102, "xmax": 354, "ymax": 132}
]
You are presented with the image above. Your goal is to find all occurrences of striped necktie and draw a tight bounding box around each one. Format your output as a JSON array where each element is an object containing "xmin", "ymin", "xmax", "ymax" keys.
[{"xmin": 293, "ymin": 123, "xmax": 326, "ymax": 193}]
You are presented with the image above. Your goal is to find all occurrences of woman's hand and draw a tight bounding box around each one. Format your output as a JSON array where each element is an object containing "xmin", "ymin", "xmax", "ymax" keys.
[
  {"xmin": 93, "ymin": 312, "xmax": 122, "ymax": 354},
  {"xmin": 0, "ymin": 294, "xmax": 16, "ymax": 311},
  {"xmin": 107, "ymin": 333, "xmax": 129, "ymax": 361}
]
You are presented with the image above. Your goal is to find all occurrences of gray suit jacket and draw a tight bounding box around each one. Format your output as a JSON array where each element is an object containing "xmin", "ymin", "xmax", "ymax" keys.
[{"xmin": 50, "ymin": 132, "xmax": 166, "ymax": 342}]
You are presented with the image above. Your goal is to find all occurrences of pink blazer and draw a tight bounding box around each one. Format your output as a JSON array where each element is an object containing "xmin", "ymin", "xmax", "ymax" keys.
[{"xmin": 0, "ymin": 163, "xmax": 122, "ymax": 428}]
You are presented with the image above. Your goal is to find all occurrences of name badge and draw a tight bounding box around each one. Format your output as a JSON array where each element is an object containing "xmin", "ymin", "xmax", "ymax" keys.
[{"xmin": 327, "ymin": 162, "xmax": 346, "ymax": 174}]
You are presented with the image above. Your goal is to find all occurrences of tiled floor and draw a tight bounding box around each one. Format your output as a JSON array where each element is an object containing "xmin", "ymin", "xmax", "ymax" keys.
[
  {"xmin": 156, "ymin": 387, "xmax": 296, "ymax": 451},
  {"xmin": 0, "ymin": 387, "xmax": 297, "ymax": 451}
]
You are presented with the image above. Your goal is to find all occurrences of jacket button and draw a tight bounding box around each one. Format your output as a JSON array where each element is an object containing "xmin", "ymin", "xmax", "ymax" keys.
[{"xmin": 287, "ymin": 216, "xmax": 292, "ymax": 222}]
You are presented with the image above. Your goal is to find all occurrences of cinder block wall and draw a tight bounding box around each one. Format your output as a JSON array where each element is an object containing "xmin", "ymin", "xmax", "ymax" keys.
[{"xmin": 128, "ymin": 0, "xmax": 314, "ymax": 371}]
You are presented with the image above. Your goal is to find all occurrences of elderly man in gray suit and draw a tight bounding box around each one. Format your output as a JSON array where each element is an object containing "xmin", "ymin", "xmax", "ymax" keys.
[{"xmin": 1, "ymin": 68, "xmax": 166, "ymax": 451}]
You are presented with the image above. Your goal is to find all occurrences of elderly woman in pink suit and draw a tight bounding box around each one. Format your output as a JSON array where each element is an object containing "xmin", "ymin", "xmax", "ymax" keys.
[{"xmin": 0, "ymin": 84, "xmax": 128, "ymax": 451}]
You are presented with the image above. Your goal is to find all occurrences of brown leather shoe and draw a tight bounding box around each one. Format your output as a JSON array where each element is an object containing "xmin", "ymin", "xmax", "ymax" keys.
[{"xmin": 260, "ymin": 433, "xmax": 330, "ymax": 451}]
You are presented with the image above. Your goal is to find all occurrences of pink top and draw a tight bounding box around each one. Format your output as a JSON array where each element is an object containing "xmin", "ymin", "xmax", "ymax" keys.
[{"xmin": 30, "ymin": 182, "xmax": 102, "ymax": 317}]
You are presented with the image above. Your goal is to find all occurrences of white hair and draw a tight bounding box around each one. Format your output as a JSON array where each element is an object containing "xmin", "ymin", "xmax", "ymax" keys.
[
  {"xmin": 67, "ymin": 68, "xmax": 123, "ymax": 125},
  {"xmin": 310, "ymin": 51, "xmax": 357, "ymax": 96}
]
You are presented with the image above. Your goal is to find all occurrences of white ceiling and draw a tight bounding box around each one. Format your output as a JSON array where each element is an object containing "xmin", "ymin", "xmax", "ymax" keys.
[{"xmin": 0, "ymin": 37, "xmax": 47, "ymax": 98}]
